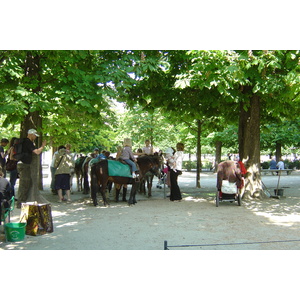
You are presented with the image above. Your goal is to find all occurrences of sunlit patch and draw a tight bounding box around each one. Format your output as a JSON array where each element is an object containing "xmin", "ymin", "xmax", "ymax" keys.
[
  {"xmin": 74, "ymin": 207, "xmax": 86, "ymax": 211},
  {"xmin": 56, "ymin": 222, "xmax": 78, "ymax": 228},
  {"xmin": 52, "ymin": 211, "xmax": 68, "ymax": 217},
  {"xmin": 254, "ymin": 212, "xmax": 300, "ymax": 227},
  {"xmin": 183, "ymin": 196, "xmax": 207, "ymax": 203}
]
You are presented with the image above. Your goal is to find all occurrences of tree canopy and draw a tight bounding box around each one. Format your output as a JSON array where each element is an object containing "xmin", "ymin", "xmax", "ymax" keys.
[{"xmin": 1, "ymin": 50, "xmax": 299, "ymax": 197}]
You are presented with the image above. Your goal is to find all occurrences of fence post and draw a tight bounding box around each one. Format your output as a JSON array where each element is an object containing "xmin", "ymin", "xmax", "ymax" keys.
[{"xmin": 164, "ymin": 240, "xmax": 169, "ymax": 250}]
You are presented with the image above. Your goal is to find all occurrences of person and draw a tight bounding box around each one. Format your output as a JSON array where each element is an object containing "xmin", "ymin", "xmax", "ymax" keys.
[
  {"xmin": 0, "ymin": 167, "xmax": 11, "ymax": 224},
  {"xmin": 164, "ymin": 147, "xmax": 174, "ymax": 195},
  {"xmin": 50, "ymin": 148, "xmax": 59, "ymax": 194},
  {"xmin": 97, "ymin": 150, "xmax": 107, "ymax": 160},
  {"xmin": 270, "ymin": 158, "xmax": 277, "ymax": 169},
  {"xmin": 142, "ymin": 139, "xmax": 153, "ymax": 155},
  {"xmin": 0, "ymin": 167, "xmax": 11, "ymax": 200},
  {"xmin": 93, "ymin": 148, "xmax": 100, "ymax": 157},
  {"xmin": 216, "ymin": 160, "xmax": 243, "ymax": 192},
  {"xmin": 277, "ymin": 159, "xmax": 285, "ymax": 170},
  {"xmin": 116, "ymin": 145, "xmax": 123, "ymax": 160},
  {"xmin": 0, "ymin": 138, "xmax": 9, "ymax": 178},
  {"xmin": 17, "ymin": 129, "xmax": 47, "ymax": 208},
  {"xmin": 167, "ymin": 143, "xmax": 184, "ymax": 201},
  {"xmin": 54, "ymin": 145, "xmax": 75, "ymax": 202},
  {"xmin": 65, "ymin": 144, "xmax": 76, "ymax": 193},
  {"xmin": 234, "ymin": 156, "xmax": 247, "ymax": 194},
  {"xmin": 6, "ymin": 137, "xmax": 18, "ymax": 197},
  {"xmin": 120, "ymin": 138, "xmax": 138, "ymax": 178}
]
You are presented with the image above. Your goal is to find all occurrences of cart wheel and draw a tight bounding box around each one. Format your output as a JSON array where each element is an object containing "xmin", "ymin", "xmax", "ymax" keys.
[
  {"xmin": 237, "ymin": 194, "xmax": 241, "ymax": 206},
  {"xmin": 216, "ymin": 192, "xmax": 219, "ymax": 207}
]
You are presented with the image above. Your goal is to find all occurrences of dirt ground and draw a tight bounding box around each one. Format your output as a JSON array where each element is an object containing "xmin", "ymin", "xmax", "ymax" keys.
[{"xmin": 1, "ymin": 170, "xmax": 300, "ymax": 250}]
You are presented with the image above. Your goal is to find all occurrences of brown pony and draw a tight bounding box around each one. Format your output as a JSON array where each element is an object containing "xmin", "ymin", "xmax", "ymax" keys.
[
  {"xmin": 75, "ymin": 156, "xmax": 86, "ymax": 192},
  {"xmin": 90, "ymin": 155, "xmax": 162, "ymax": 206}
]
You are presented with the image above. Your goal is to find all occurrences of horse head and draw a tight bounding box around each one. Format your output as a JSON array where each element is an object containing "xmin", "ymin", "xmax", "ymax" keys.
[{"xmin": 137, "ymin": 154, "xmax": 162, "ymax": 177}]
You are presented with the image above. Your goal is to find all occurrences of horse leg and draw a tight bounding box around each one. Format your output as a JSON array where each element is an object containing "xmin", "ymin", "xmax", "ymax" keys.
[
  {"xmin": 139, "ymin": 178, "xmax": 145, "ymax": 195},
  {"xmin": 147, "ymin": 175, "xmax": 153, "ymax": 197},
  {"xmin": 128, "ymin": 181, "xmax": 138, "ymax": 205},
  {"xmin": 76, "ymin": 173, "xmax": 80, "ymax": 192},
  {"xmin": 79, "ymin": 173, "xmax": 83, "ymax": 192},
  {"xmin": 100, "ymin": 184, "xmax": 109, "ymax": 207},
  {"xmin": 115, "ymin": 184, "xmax": 121, "ymax": 202},
  {"xmin": 90, "ymin": 172, "xmax": 99, "ymax": 206},
  {"xmin": 122, "ymin": 186, "xmax": 127, "ymax": 202},
  {"xmin": 83, "ymin": 172, "xmax": 89, "ymax": 194}
]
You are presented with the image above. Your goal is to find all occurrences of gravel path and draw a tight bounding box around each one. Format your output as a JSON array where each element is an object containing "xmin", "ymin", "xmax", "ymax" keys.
[{"xmin": 1, "ymin": 171, "xmax": 300, "ymax": 250}]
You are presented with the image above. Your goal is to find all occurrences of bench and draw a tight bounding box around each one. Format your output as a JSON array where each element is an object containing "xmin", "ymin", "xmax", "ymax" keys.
[{"xmin": 261, "ymin": 169, "xmax": 293, "ymax": 175}]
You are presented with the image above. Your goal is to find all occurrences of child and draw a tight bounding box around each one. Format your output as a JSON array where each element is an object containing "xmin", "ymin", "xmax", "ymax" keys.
[
  {"xmin": 120, "ymin": 138, "xmax": 138, "ymax": 178},
  {"xmin": 142, "ymin": 139, "xmax": 153, "ymax": 155}
]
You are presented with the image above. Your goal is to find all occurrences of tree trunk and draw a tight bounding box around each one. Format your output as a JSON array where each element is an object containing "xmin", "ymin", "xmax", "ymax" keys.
[
  {"xmin": 275, "ymin": 142, "xmax": 282, "ymax": 162},
  {"xmin": 196, "ymin": 119, "xmax": 202, "ymax": 188},
  {"xmin": 214, "ymin": 140, "xmax": 222, "ymax": 171},
  {"xmin": 21, "ymin": 52, "xmax": 44, "ymax": 190},
  {"xmin": 239, "ymin": 94, "xmax": 262, "ymax": 199}
]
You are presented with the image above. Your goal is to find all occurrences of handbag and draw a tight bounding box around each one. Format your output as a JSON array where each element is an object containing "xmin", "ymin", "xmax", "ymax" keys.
[
  {"xmin": 6, "ymin": 159, "xmax": 17, "ymax": 171},
  {"xmin": 20, "ymin": 202, "xmax": 54, "ymax": 236}
]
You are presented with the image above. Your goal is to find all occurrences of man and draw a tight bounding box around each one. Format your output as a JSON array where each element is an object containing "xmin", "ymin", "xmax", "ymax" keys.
[
  {"xmin": 17, "ymin": 129, "xmax": 47, "ymax": 208},
  {"xmin": 0, "ymin": 138, "xmax": 9, "ymax": 177},
  {"xmin": 277, "ymin": 159, "xmax": 285, "ymax": 170}
]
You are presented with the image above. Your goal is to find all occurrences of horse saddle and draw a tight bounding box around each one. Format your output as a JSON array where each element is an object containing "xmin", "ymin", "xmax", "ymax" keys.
[{"xmin": 108, "ymin": 160, "xmax": 133, "ymax": 178}]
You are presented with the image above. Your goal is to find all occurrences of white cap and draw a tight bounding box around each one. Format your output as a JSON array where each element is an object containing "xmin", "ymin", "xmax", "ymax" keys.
[{"xmin": 28, "ymin": 129, "xmax": 39, "ymax": 136}]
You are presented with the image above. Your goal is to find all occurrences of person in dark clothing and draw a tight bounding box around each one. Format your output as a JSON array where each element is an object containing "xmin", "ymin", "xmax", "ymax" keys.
[
  {"xmin": 0, "ymin": 138, "xmax": 9, "ymax": 178},
  {"xmin": 0, "ymin": 167, "xmax": 11, "ymax": 224},
  {"xmin": 6, "ymin": 137, "xmax": 18, "ymax": 197},
  {"xmin": 166, "ymin": 143, "xmax": 184, "ymax": 201},
  {"xmin": 0, "ymin": 167, "xmax": 11, "ymax": 199},
  {"xmin": 17, "ymin": 129, "xmax": 47, "ymax": 208}
]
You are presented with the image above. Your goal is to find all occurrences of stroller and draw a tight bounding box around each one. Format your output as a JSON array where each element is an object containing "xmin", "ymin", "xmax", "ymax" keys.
[
  {"xmin": 156, "ymin": 168, "xmax": 167, "ymax": 189},
  {"xmin": 216, "ymin": 160, "xmax": 242, "ymax": 207},
  {"xmin": 216, "ymin": 181, "xmax": 241, "ymax": 207}
]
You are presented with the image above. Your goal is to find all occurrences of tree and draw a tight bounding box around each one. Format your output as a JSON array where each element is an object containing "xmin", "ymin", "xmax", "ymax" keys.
[
  {"xmin": 123, "ymin": 50, "xmax": 300, "ymax": 198},
  {"xmin": 188, "ymin": 50, "xmax": 300, "ymax": 198}
]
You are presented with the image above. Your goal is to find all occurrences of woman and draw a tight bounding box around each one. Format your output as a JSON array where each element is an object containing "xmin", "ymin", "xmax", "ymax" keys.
[
  {"xmin": 6, "ymin": 137, "xmax": 18, "ymax": 197},
  {"xmin": 167, "ymin": 143, "xmax": 184, "ymax": 201},
  {"xmin": 54, "ymin": 146, "xmax": 75, "ymax": 202}
]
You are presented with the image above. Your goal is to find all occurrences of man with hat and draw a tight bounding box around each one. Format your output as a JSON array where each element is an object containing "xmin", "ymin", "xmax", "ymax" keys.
[{"xmin": 17, "ymin": 128, "xmax": 47, "ymax": 208}]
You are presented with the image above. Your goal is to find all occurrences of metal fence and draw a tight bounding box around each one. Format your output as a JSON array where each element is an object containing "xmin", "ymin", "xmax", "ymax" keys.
[{"xmin": 164, "ymin": 239, "xmax": 300, "ymax": 250}]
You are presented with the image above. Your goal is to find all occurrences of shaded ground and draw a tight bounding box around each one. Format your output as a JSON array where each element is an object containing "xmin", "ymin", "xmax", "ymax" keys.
[{"xmin": 1, "ymin": 171, "xmax": 300, "ymax": 250}]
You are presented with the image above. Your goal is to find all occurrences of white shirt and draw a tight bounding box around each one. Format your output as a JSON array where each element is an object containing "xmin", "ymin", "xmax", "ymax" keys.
[
  {"xmin": 167, "ymin": 151, "xmax": 184, "ymax": 171},
  {"xmin": 174, "ymin": 151, "xmax": 184, "ymax": 171},
  {"xmin": 142, "ymin": 146, "xmax": 153, "ymax": 155},
  {"xmin": 277, "ymin": 161, "xmax": 285, "ymax": 170}
]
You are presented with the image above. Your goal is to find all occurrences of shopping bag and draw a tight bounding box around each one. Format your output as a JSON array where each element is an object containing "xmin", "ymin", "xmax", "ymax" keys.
[{"xmin": 20, "ymin": 202, "xmax": 54, "ymax": 236}]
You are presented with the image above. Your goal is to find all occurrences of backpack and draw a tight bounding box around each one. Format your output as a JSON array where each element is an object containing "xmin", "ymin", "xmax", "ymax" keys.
[{"xmin": 12, "ymin": 138, "xmax": 25, "ymax": 162}]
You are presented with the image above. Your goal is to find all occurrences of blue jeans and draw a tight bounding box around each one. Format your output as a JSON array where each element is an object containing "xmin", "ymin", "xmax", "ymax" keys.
[{"xmin": 124, "ymin": 159, "xmax": 137, "ymax": 172}]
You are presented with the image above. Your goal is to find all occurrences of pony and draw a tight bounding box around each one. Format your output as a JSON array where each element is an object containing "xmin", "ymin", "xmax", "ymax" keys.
[
  {"xmin": 90, "ymin": 154, "xmax": 162, "ymax": 206},
  {"xmin": 74, "ymin": 156, "xmax": 86, "ymax": 192},
  {"xmin": 139, "ymin": 171, "xmax": 155, "ymax": 198}
]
